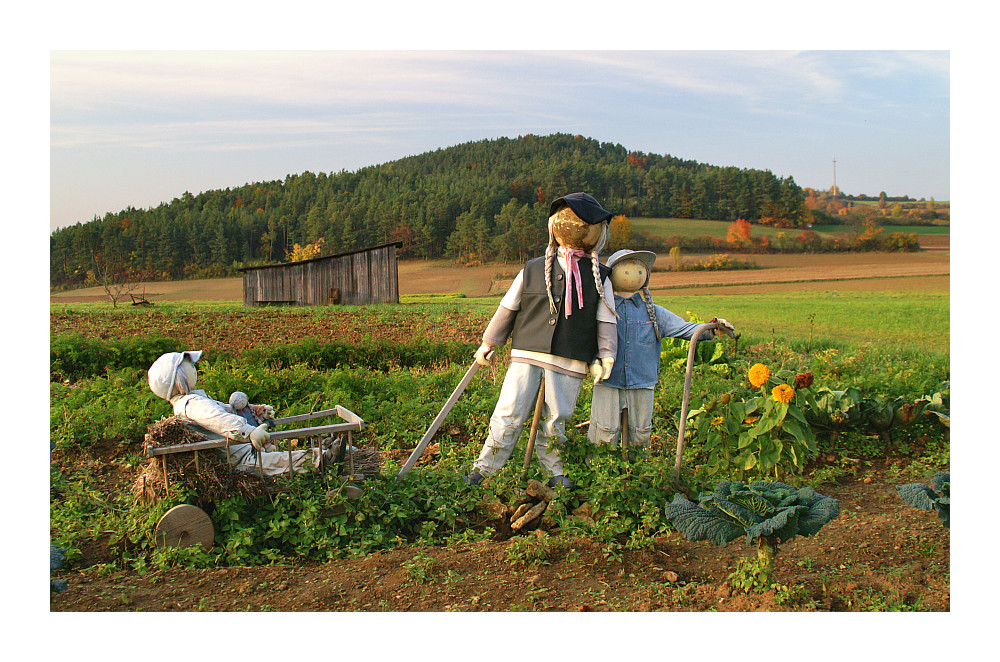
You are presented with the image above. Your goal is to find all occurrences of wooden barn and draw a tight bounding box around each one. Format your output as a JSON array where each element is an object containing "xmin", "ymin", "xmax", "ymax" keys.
[{"xmin": 239, "ymin": 242, "xmax": 402, "ymax": 307}]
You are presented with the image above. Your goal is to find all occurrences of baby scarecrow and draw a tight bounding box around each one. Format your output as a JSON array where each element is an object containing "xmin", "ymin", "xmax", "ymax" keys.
[
  {"xmin": 466, "ymin": 193, "xmax": 618, "ymax": 488},
  {"xmin": 588, "ymin": 249, "xmax": 733, "ymax": 453}
]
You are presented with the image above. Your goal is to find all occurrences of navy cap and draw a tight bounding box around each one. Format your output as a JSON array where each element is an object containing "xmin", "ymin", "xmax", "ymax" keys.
[{"xmin": 549, "ymin": 192, "xmax": 613, "ymax": 225}]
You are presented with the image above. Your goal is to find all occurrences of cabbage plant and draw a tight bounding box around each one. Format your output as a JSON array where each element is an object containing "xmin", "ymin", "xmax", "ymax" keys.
[
  {"xmin": 863, "ymin": 388, "xmax": 950, "ymax": 441},
  {"xmin": 804, "ymin": 386, "xmax": 865, "ymax": 439},
  {"xmin": 664, "ymin": 481, "xmax": 840, "ymax": 585},
  {"xmin": 897, "ymin": 472, "xmax": 949, "ymax": 528}
]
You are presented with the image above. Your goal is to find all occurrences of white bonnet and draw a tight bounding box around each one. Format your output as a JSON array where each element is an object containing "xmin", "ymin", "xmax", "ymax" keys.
[{"xmin": 148, "ymin": 351, "xmax": 203, "ymax": 400}]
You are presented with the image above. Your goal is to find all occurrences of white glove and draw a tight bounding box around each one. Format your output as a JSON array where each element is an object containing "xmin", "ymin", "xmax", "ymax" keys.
[
  {"xmin": 475, "ymin": 343, "xmax": 495, "ymax": 366},
  {"xmin": 711, "ymin": 318, "xmax": 735, "ymax": 337},
  {"xmin": 249, "ymin": 424, "xmax": 271, "ymax": 451},
  {"xmin": 591, "ymin": 357, "xmax": 615, "ymax": 384}
]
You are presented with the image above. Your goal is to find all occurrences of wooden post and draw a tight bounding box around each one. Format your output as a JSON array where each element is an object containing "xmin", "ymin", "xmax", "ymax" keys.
[
  {"xmin": 162, "ymin": 456, "xmax": 169, "ymax": 491},
  {"xmin": 620, "ymin": 407, "xmax": 629, "ymax": 449},
  {"xmin": 348, "ymin": 431, "xmax": 355, "ymax": 477}
]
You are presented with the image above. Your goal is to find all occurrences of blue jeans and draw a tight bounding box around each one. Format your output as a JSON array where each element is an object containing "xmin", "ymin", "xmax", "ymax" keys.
[
  {"xmin": 587, "ymin": 383, "xmax": 654, "ymax": 448},
  {"xmin": 473, "ymin": 362, "xmax": 583, "ymax": 477}
]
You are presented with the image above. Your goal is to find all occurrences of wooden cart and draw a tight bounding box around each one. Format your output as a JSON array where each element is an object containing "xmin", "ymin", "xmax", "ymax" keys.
[{"xmin": 145, "ymin": 406, "xmax": 366, "ymax": 550}]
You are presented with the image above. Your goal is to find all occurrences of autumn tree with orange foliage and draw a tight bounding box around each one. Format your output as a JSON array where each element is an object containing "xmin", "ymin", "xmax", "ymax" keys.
[{"xmin": 726, "ymin": 218, "xmax": 753, "ymax": 245}]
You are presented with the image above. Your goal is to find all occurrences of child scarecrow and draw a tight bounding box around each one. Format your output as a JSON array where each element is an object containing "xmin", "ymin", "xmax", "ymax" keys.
[
  {"xmin": 588, "ymin": 249, "xmax": 733, "ymax": 453},
  {"xmin": 466, "ymin": 192, "xmax": 618, "ymax": 488},
  {"xmin": 147, "ymin": 351, "xmax": 326, "ymax": 476}
]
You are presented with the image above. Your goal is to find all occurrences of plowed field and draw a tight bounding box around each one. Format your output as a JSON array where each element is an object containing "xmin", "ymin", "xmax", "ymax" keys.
[{"xmin": 51, "ymin": 249, "xmax": 949, "ymax": 303}]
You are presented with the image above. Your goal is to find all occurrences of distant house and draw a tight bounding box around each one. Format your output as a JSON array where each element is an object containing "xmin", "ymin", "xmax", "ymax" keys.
[{"xmin": 239, "ymin": 242, "xmax": 402, "ymax": 307}]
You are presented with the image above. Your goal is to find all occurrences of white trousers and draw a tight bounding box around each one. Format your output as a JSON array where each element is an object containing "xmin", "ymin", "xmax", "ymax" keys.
[
  {"xmin": 473, "ymin": 362, "xmax": 583, "ymax": 477},
  {"xmin": 224, "ymin": 443, "xmax": 317, "ymax": 477}
]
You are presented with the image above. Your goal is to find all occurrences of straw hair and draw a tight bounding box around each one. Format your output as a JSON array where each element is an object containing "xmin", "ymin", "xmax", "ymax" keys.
[{"xmin": 641, "ymin": 286, "xmax": 661, "ymax": 342}]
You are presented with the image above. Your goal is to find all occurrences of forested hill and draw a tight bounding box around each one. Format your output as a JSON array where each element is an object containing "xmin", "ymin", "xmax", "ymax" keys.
[{"xmin": 50, "ymin": 133, "xmax": 806, "ymax": 287}]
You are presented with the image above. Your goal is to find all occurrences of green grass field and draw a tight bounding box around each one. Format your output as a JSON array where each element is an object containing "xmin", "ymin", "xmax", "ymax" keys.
[
  {"xmin": 649, "ymin": 290, "xmax": 949, "ymax": 357},
  {"xmin": 631, "ymin": 217, "xmax": 950, "ymax": 242},
  {"xmin": 631, "ymin": 217, "xmax": 796, "ymax": 241}
]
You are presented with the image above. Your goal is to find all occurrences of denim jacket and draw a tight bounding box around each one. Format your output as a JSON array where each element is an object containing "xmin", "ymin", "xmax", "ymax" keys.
[{"xmin": 602, "ymin": 293, "xmax": 713, "ymax": 389}]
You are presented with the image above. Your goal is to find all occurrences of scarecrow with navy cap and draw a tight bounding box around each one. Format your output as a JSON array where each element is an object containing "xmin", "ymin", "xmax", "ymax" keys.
[
  {"xmin": 588, "ymin": 249, "xmax": 733, "ymax": 456},
  {"xmin": 147, "ymin": 351, "xmax": 325, "ymax": 476},
  {"xmin": 466, "ymin": 193, "xmax": 618, "ymax": 488}
]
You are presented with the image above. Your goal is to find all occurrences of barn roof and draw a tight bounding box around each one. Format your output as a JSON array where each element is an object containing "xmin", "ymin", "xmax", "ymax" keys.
[{"xmin": 238, "ymin": 241, "xmax": 403, "ymax": 272}]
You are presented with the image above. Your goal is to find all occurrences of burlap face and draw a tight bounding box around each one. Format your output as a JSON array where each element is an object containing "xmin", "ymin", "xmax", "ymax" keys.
[{"xmin": 549, "ymin": 206, "xmax": 604, "ymax": 251}]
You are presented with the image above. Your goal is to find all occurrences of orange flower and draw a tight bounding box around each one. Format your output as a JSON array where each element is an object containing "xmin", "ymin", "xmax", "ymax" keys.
[
  {"xmin": 772, "ymin": 384, "xmax": 795, "ymax": 404},
  {"xmin": 748, "ymin": 363, "xmax": 770, "ymax": 388},
  {"xmin": 744, "ymin": 416, "xmax": 759, "ymax": 424}
]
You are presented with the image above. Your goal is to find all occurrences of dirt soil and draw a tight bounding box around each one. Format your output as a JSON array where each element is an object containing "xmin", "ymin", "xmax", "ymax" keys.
[
  {"xmin": 49, "ymin": 309, "xmax": 488, "ymax": 353},
  {"xmin": 50, "ymin": 441, "xmax": 949, "ymax": 612}
]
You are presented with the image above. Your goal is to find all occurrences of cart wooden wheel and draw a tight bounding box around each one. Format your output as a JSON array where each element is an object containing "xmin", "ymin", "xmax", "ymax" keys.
[{"xmin": 154, "ymin": 504, "xmax": 214, "ymax": 551}]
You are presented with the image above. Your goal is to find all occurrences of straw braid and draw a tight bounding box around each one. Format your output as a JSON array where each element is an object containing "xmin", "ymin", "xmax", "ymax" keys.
[
  {"xmin": 591, "ymin": 223, "xmax": 617, "ymax": 317},
  {"xmin": 641, "ymin": 286, "xmax": 661, "ymax": 342},
  {"xmin": 544, "ymin": 227, "xmax": 558, "ymax": 314}
]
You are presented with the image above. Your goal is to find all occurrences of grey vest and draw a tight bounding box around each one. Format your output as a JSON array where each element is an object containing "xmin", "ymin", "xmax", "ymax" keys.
[{"xmin": 511, "ymin": 255, "xmax": 609, "ymax": 363}]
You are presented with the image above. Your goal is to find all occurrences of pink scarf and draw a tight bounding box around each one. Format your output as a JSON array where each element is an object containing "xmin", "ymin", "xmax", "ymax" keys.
[{"xmin": 559, "ymin": 247, "xmax": 586, "ymax": 318}]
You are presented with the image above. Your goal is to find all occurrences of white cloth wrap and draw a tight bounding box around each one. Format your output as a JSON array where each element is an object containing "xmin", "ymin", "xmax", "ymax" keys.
[{"xmin": 170, "ymin": 390, "xmax": 314, "ymax": 476}]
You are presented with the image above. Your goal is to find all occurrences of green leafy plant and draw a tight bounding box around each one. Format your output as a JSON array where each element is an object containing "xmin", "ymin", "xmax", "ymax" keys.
[
  {"xmin": 664, "ymin": 480, "xmax": 840, "ymax": 591},
  {"xmin": 897, "ymin": 472, "xmax": 949, "ymax": 528},
  {"xmin": 688, "ymin": 366, "xmax": 818, "ymax": 481},
  {"xmin": 862, "ymin": 386, "xmax": 950, "ymax": 444},
  {"xmin": 505, "ymin": 530, "xmax": 555, "ymax": 567},
  {"xmin": 728, "ymin": 555, "xmax": 772, "ymax": 593},
  {"xmin": 660, "ymin": 335, "xmax": 730, "ymax": 371},
  {"xmin": 402, "ymin": 550, "xmax": 437, "ymax": 583},
  {"xmin": 804, "ymin": 386, "xmax": 865, "ymax": 445}
]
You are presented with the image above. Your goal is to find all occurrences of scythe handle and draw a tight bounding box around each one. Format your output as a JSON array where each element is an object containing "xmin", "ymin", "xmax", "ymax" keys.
[
  {"xmin": 396, "ymin": 353, "xmax": 493, "ymax": 482},
  {"xmin": 673, "ymin": 321, "xmax": 734, "ymax": 487}
]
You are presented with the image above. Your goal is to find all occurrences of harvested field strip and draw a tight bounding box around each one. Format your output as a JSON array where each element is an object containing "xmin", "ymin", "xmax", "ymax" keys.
[
  {"xmin": 51, "ymin": 252, "xmax": 948, "ymax": 304},
  {"xmin": 654, "ymin": 275, "xmax": 949, "ymax": 296},
  {"xmin": 644, "ymin": 262, "xmax": 949, "ymax": 291}
]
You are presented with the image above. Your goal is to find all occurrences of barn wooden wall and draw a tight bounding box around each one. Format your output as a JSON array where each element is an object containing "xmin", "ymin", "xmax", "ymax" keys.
[{"xmin": 242, "ymin": 243, "xmax": 400, "ymax": 306}]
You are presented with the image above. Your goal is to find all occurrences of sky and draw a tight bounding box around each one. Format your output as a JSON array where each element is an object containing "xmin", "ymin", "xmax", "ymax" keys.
[{"xmin": 48, "ymin": 48, "xmax": 951, "ymax": 232}]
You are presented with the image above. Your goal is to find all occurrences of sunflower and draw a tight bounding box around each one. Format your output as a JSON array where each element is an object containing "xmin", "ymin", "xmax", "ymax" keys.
[
  {"xmin": 748, "ymin": 363, "xmax": 770, "ymax": 388},
  {"xmin": 710, "ymin": 415, "xmax": 724, "ymax": 426},
  {"xmin": 772, "ymin": 383, "xmax": 795, "ymax": 404},
  {"xmin": 794, "ymin": 372, "xmax": 814, "ymax": 389},
  {"xmin": 744, "ymin": 416, "xmax": 759, "ymax": 424}
]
